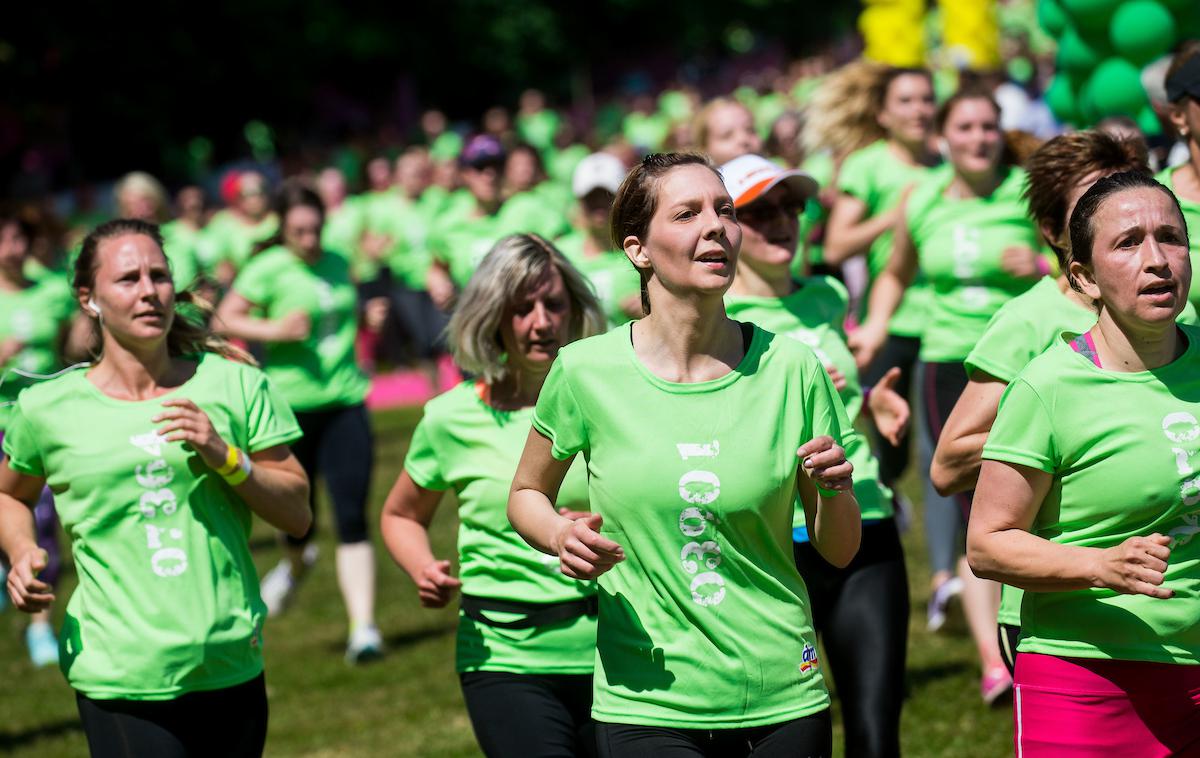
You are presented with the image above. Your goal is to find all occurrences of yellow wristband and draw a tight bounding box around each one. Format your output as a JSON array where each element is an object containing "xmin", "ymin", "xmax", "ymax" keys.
[
  {"xmin": 222, "ymin": 450, "xmax": 252, "ymax": 487},
  {"xmin": 216, "ymin": 445, "xmax": 240, "ymax": 476}
]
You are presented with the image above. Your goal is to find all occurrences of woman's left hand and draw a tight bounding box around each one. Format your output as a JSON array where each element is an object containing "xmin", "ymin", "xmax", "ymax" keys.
[
  {"xmin": 867, "ymin": 367, "xmax": 911, "ymax": 446},
  {"xmin": 153, "ymin": 398, "xmax": 231, "ymax": 470},
  {"xmin": 798, "ymin": 436, "xmax": 853, "ymax": 492}
]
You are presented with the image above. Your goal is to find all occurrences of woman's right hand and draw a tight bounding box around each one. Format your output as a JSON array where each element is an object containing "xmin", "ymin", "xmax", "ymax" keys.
[
  {"xmin": 7, "ymin": 547, "xmax": 55, "ymax": 612},
  {"xmin": 272, "ymin": 311, "xmax": 312, "ymax": 342},
  {"xmin": 848, "ymin": 321, "xmax": 888, "ymax": 371},
  {"xmin": 416, "ymin": 559, "xmax": 463, "ymax": 608},
  {"xmin": 1093, "ymin": 534, "xmax": 1173, "ymax": 599},
  {"xmin": 551, "ymin": 513, "xmax": 625, "ymax": 580}
]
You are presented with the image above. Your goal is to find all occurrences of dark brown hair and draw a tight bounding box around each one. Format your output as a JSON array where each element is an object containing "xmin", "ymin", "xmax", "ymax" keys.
[
  {"xmin": 251, "ymin": 180, "xmax": 325, "ymax": 256},
  {"xmin": 1166, "ymin": 39, "xmax": 1200, "ymax": 100},
  {"xmin": 1024, "ymin": 131, "xmax": 1149, "ymax": 265},
  {"xmin": 1066, "ymin": 171, "xmax": 1186, "ymax": 294},
  {"xmin": 609, "ymin": 152, "xmax": 721, "ymax": 315},
  {"xmin": 75, "ymin": 218, "xmax": 254, "ymax": 363}
]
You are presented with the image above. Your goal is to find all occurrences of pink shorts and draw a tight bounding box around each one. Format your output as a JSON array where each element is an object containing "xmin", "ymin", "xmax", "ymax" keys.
[{"xmin": 1013, "ymin": 652, "xmax": 1200, "ymax": 757}]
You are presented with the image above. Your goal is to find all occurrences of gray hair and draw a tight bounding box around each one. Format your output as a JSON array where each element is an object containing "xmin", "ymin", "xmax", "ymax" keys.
[{"xmin": 447, "ymin": 233, "xmax": 605, "ymax": 384}]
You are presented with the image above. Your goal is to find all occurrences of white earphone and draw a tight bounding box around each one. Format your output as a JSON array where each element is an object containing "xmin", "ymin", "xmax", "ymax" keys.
[{"xmin": 87, "ymin": 297, "xmax": 101, "ymax": 316}]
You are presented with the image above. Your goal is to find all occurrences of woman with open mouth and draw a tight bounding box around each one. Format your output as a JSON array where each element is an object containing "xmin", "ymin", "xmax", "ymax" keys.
[{"xmin": 969, "ymin": 170, "xmax": 1200, "ymax": 756}]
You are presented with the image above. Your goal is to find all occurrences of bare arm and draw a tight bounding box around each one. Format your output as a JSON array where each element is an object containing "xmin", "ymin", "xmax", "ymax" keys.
[
  {"xmin": 797, "ymin": 436, "xmax": 861, "ymax": 568},
  {"xmin": 379, "ymin": 470, "xmax": 462, "ymax": 608},
  {"xmin": 930, "ymin": 373, "xmax": 1006, "ymax": 496},
  {"xmin": 154, "ymin": 398, "xmax": 311, "ymax": 536},
  {"xmin": 846, "ymin": 209, "xmax": 918, "ymax": 369},
  {"xmin": 213, "ymin": 290, "xmax": 310, "ymax": 344},
  {"xmin": 508, "ymin": 428, "xmax": 624, "ymax": 579},
  {"xmin": 822, "ymin": 194, "xmax": 903, "ymax": 265},
  {"xmin": 0, "ymin": 462, "xmax": 55, "ymax": 612},
  {"xmin": 967, "ymin": 460, "xmax": 1173, "ymax": 598}
]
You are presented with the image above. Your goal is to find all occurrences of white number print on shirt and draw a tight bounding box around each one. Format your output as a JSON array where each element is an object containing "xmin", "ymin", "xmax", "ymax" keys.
[
  {"xmin": 129, "ymin": 430, "xmax": 188, "ymax": 578},
  {"xmin": 676, "ymin": 440, "xmax": 725, "ymax": 607},
  {"xmin": 1163, "ymin": 412, "xmax": 1200, "ymax": 548}
]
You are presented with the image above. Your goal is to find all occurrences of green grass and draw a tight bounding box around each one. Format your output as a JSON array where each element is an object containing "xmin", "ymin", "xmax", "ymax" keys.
[{"xmin": 0, "ymin": 406, "xmax": 1011, "ymax": 757}]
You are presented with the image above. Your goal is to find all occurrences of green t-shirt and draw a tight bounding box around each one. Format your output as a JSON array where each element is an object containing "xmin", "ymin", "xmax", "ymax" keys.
[
  {"xmin": 158, "ymin": 221, "xmax": 204, "ymax": 290},
  {"xmin": 202, "ymin": 211, "xmax": 278, "ymax": 270},
  {"xmin": 516, "ymin": 110, "xmax": 561, "ymax": 153},
  {"xmin": 431, "ymin": 195, "xmax": 569, "ymax": 287},
  {"xmin": 532, "ymin": 323, "xmax": 850, "ymax": 728},
  {"xmin": 839, "ymin": 140, "xmax": 936, "ymax": 337},
  {"xmin": 321, "ymin": 200, "xmax": 366, "ymax": 277},
  {"xmin": 405, "ymin": 381, "xmax": 596, "ymax": 674},
  {"xmin": 547, "ymin": 144, "xmax": 590, "ymax": 187},
  {"xmin": 231, "ymin": 247, "xmax": 369, "ymax": 411},
  {"xmin": 2, "ymin": 353, "xmax": 302, "ymax": 698},
  {"xmin": 0, "ymin": 277, "xmax": 77, "ymax": 429},
  {"xmin": 725, "ymin": 277, "xmax": 892, "ymax": 523},
  {"xmin": 554, "ymin": 230, "xmax": 642, "ymax": 328},
  {"xmin": 499, "ymin": 188, "xmax": 572, "ymax": 240},
  {"xmin": 622, "ymin": 112, "xmax": 671, "ymax": 152},
  {"xmin": 362, "ymin": 191, "xmax": 431, "ymax": 289},
  {"xmin": 906, "ymin": 164, "xmax": 1040, "ymax": 363},
  {"xmin": 983, "ymin": 325, "xmax": 1200, "ymax": 664},
  {"xmin": 1156, "ymin": 166, "xmax": 1200, "ymax": 308}
]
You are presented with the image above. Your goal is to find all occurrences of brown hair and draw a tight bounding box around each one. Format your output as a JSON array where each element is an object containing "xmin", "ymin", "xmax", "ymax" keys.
[
  {"xmin": 1166, "ymin": 39, "xmax": 1200, "ymax": 99},
  {"xmin": 75, "ymin": 219, "xmax": 255, "ymax": 364},
  {"xmin": 609, "ymin": 152, "xmax": 721, "ymax": 315},
  {"xmin": 936, "ymin": 85, "xmax": 1030, "ymax": 169},
  {"xmin": 1024, "ymin": 130, "xmax": 1149, "ymax": 265},
  {"xmin": 251, "ymin": 180, "xmax": 325, "ymax": 256}
]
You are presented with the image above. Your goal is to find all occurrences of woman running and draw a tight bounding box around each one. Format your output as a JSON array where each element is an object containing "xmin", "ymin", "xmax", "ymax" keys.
[
  {"xmin": 0, "ymin": 218, "xmax": 309, "ymax": 757},
  {"xmin": 1160, "ymin": 42, "xmax": 1200, "ymax": 307},
  {"xmin": 0, "ymin": 212, "xmax": 81, "ymax": 667},
  {"xmin": 381, "ymin": 233, "xmax": 605, "ymax": 757},
  {"xmin": 509, "ymin": 152, "xmax": 860, "ymax": 757},
  {"xmin": 968, "ymin": 171, "xmax": 1200, "ymax": 756},
  {"xmin": 931, "ymin": 131, "xmax": 1165, "ymax": 673},
  {"xmin": 216, "ymin": 182, "xmax": 381, "ymax": 663},
  {"xmin": 852, "ymin": 86, "xmax": 1044, "ymax": 702},
  {"xmin": 721, "ymin": 153, "xmax": 910, "ymax": 758}
]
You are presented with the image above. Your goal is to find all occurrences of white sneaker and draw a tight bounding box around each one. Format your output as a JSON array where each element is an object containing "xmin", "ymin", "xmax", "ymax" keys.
[
  {"xmin": 345, "ymin": 623, "xmax": 384, "ymax": 665},
  {"xmin": 260, "ymin": 544, "xmax": 318, "ymax": 617}
]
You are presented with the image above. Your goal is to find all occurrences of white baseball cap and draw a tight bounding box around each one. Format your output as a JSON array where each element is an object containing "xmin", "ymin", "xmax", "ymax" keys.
[
  {"xmin": 718, "ymin": 154, "xmax": 818, "ymax": 207},
  {"xmin": 572, "ymin": 152, "xmax": 628, "ymax": 198}
]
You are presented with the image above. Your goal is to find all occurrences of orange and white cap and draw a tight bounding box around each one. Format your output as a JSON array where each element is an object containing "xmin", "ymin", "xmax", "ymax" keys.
[{"xmin": 718, "ymin": 154, "xmax": 818, "ymax": 208}]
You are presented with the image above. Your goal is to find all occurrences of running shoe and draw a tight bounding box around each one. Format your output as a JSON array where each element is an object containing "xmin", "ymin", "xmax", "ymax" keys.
[
  {"xmin": 925, "ymin": 575, "xmax": 964, "ymax": 632},
  {"xmin": 260, "ymin": 544, "xmax": 319, "ymax": 617},
  {"xmin": 26, "ymin": 621, "xmax": 59, "ymax": 668},
  {"xmin": 345, "ymin": 623, "xmax": 384, "ymax": 665},
  {"xmin": 981, "ymin": 664, "xmax": 1013, "ymax": 706}
]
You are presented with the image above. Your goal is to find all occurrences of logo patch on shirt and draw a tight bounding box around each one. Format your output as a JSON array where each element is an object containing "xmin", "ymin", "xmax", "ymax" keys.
[
  {"xmin": 676, "ymin": 440, "xmax": 719, "ymax": 460},
  {"xmin": 130, "ymin": 430, "xmax": 169, "ymax": 457},
  {"xmin": 799, "ymin": 642, "xmax": 820, "ymax": 674}
]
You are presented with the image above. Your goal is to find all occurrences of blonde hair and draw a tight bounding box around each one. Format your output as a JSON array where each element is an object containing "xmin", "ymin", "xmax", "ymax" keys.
[
  {"xmin": 802, "ymin": 61, "xmax": 931, "ymax": 158},
  {"xmin": 114, "ymin": 171, "xmax": 169, "ymax": 222},
  {"xmin": 447, "ymin": 234, "xmax": 605, "ymax": 384},
  {"xmin": 692, "ymin": 97, "xmax": 753, "ymax": 154}
]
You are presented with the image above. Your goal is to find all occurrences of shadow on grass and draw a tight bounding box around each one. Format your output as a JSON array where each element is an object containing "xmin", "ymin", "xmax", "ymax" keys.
[
  {"xmin": 906, "ymin": 659, "xmax": 973, "ymax": 688},
  {"xmin": 0, "ymin": 719, "xmax": 83, "ymax": 751},
  {"xmin": 322, "ymin": 622, "xmax": 456, "ymax": 655}
]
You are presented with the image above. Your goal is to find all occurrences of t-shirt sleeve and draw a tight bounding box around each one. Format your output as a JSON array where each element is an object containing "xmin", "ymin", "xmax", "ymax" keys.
[
  {"xmin": 244, "ymin": 371, "xmax": 303, "ymax": 452},
  {"xmin": 230, "ymin": 258, "xmax": 271, "ymax": 305},
  {"xmin": 982, "ymin": 377, "xmax": 1058, "ymax": 473},
  {"xmin": 801, "ymin": 350, "xmax": 858, "ymax": 496},
  {"xmin": 836, "ymin": 149, "xmax": 872, "ymax": 204},
  {"xmin": 3, "ymin": 400, "xmax": 45, "ymax": 477},
  {"xmin": 531, "ymin": 357, "xmax": 588, "ymax": 461},
  {"xmin": 404, "ymin": 414, "xmax": 448, "ymax": 491},
  {"xmin": 963, "ymin": 309, "xmax": 1033, "ymax": 383}
]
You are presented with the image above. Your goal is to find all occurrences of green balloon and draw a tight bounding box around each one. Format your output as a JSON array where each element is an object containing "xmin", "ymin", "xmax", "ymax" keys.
[
  {"xmin": 1110, "ymin": 0, "xmax": 1175, "ymax": 65},
  {"xmin": 1078, "ymin": 77, "xmax": 1101, "ymax": 125},
  {"xmin": 1045, "ymin": 74, "xmax": 1079, "ymax": 123},
  {"xmin": 1088, "ymin": 58, "xmax": 1148, "ymax": 117},
  {"xmin": 1057, "ymin": 26, "xmax": 1103, "ymax": 73},
  {"xmin": 1137, "ymin": 105, "xmax": 1163, "ymax": 136},
  {"xmin": 1061, "ymin": 0, "xmax": 1123, "ymax": 32},
  {"xmin": 1038, "ymin": 0, "xmax": 1070, "ymax": 35}
]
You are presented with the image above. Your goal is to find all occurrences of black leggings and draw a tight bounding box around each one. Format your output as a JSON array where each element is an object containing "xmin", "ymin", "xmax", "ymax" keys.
[
  {"xmin": 288, "ymin": 403, "xmax": 374, "ymax": 546},
  {"xmin": 793, "ymin": 519, "xmax": 909, "ymax": 758},
  {"xmin": 596, "ymin": 711, "xmax": 832, "ymax": 758},
  {"xmin": 998, "ymin": 623, "xmax": 1021, "ymax": 676},
  {"xmin": 861, "ymin": 335, "xmax": 920, "ymax": 487},
  {"xmin": 459, "ymin": 671, "xmax": 595, "ymax": 758},
  {"xmin": 76, "ymin": 673, "xmax": 268, "ymax": 758},
  {"xmin": 921, "ymin": 360, "xmax": 974, "ymax": 517}
]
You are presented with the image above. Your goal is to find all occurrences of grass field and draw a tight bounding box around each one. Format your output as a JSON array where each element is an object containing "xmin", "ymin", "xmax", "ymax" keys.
[{"xmin": 0, "ymin": 405, "xmax": 1013, "ymax": 757}]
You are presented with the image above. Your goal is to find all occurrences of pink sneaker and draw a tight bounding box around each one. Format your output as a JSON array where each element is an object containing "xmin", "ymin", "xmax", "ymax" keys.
[{"xmin": 981, "ymin": 664, "xmax": 1013, "ymax": 706}]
